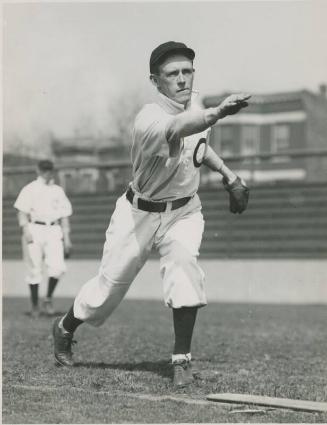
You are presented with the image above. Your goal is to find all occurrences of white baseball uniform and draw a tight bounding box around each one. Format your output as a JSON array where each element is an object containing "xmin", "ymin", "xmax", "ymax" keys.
[
  {"xmin": 14, "ymin": 177, "xmax": 73, "ymax": 284},
  {"xmin": 73, "ymin": 93, "xmax": 222, "ymax": 326}
]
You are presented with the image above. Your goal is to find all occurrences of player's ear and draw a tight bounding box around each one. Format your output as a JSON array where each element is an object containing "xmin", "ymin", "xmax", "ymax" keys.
[{"xmin": 150, "ymin": 74, "xmax": 160, "ymax": 89}]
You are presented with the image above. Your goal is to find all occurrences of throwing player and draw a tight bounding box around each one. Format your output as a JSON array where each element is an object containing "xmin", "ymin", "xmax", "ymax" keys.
[
  {"xmin": 52, "ymin": 41, "xmax": 250, "ymax": 387},
  {"xmin": 14, "ymin": 160, "xmax": 73, "ymax": 318}
]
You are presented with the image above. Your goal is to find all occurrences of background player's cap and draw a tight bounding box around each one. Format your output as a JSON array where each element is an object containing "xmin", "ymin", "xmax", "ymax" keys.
[
  {"xmin": 38, "ymin": 159, "xmax": 54, "ymax": 171},
  {"xmin": 150, "ymin": 41, "xmax": 195, "ymax": 74}
]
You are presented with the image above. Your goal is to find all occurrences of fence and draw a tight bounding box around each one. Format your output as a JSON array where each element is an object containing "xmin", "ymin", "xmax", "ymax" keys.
[
  {"xmin": 3, "ymin": 148, "xmax": 327, "ymax": 197},
  {"xmin": 3, "ymin": 150, "xmax": 327, "ymax": 259}
]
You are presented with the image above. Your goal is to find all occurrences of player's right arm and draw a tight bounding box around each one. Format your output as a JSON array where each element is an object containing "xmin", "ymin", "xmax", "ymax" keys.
[
  {"xmin": 14, "ymin": 185, "xmax": 33, "ymax": 243},
  {"xmin": 17, "ymin": 211, "xmax": 33, "ymax": 243},
  {"xmin": 166, "ymin": 93, "xmax": 251, "ymax": 143},
  {"xmin": 134, "ymin": 93, "xmax": 250, "ymax": 160}
]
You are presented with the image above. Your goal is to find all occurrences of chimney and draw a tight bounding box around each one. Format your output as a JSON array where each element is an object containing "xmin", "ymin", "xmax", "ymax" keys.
[{"xmin": 319, "ymin": 83, "xmax": 327, "ymax": 98}]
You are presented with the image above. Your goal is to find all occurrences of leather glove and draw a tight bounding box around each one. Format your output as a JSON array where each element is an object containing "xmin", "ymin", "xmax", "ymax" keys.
[{"xmin": 223, "ymin": 176, "xmax": 249, "ymax": 214}]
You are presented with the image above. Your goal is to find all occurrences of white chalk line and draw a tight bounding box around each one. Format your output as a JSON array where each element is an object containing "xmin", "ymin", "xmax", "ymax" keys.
[{"xmin": 6, "ymin": 384, "xmax": 223, "ymax": 407}]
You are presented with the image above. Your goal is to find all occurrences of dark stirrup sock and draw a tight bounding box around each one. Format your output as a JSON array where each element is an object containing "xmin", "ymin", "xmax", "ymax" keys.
[
  {"xmin": 62, "ymin": 305, "xmax": 84, "ymax": 333},
  {"xmin": 47, "ymin": 277, "xmax": 59, "ymax": 298},
  {"xmin": 173, "ymin": 306, "xmax": 198, "ymax": 354},
  {"xmin": 29, "ymin": 284, "xmax": 39, "ymax": 308}
]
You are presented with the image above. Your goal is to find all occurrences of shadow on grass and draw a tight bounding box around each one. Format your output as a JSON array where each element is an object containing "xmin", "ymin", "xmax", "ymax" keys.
[
  {"xmin": 74, "ymin": 360, "xmax": 172, "ymax": 378},
  {"xmin": 24, "ymin": 311, "xmax": 67, "ymax": 318}
]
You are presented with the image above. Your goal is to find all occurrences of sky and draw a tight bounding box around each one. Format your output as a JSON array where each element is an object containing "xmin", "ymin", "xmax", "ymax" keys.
[{"xmin": 3, "ymin": 0, "xmax": 327, "ymax": 149}]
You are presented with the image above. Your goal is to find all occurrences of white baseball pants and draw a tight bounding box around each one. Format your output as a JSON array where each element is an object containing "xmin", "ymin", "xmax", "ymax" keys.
[
  {"xmin": 22, "ymin": 223, "xmax": 66, "ymax": 284},
  {"xmin": 74, "ymin": 192, "xmax": 207, "ymax": 326}
]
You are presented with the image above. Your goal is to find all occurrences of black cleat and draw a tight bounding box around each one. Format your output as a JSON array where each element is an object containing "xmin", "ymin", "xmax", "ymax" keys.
[
  {"xmin": 52, "ymin": 317, "xmax": 76, "ymax": 366},
  {"xmin": 173, "ymin": 359, "xmax": 193, "ymax": 388}
]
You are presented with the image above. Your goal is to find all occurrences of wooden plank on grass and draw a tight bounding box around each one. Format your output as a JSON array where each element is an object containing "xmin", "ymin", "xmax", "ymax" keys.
[{"xmin": 206, "ymin": 393, "xmax": 327, "ymax": 413}]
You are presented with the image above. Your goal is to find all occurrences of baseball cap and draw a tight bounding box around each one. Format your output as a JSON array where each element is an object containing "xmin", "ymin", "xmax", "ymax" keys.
[
  {"xmin": 38, "ymin": 159, "xmax": 54, "ymax": 171},
  {"xmin": 150, "ymin": 41, "xmax": 195, "ymax": 74}
]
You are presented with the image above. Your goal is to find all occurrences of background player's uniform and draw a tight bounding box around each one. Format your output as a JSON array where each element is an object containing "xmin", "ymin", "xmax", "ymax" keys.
[
  {"xmin": 14, "ymin": 177, "xmax": 73, "ymax": 285},
  {"xmin": 73, "ymin": 93, "xmax": 223, "ymax": 326}
]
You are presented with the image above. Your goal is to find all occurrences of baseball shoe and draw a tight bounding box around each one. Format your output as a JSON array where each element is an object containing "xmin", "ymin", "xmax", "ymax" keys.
[
  {"xmin": 43, "ymin": 298, "xmax": 55, "ymax": 316},
  {"xmin": 52, "ymin": 317, "xmax": 76, "ymax": 367},
  {"xmin": 173, "ymin": 359, "xmax": 193, "ymax": 388},
  {"xmin": 30, "ymin": 306, "xmax": 40, "ymax": 319}
]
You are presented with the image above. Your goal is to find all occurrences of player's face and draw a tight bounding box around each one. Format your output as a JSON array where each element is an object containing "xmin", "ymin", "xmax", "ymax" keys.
[
  {"xmin": 39, "ymin": 170, "xmax": 54, "ymax": 183},
  {"xmin": 152, "ymin": 55, "xmax": 194, "ymax": 106}
]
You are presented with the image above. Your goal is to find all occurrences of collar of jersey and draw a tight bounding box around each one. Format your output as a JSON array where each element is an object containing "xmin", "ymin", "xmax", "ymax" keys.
[
  {"xmin": 37, "ymin": 176, "xmax": 54, "ymax": 186},
  {"xmin": 157, "ymin": 93, "xmax": 186, "ymax": 114}
]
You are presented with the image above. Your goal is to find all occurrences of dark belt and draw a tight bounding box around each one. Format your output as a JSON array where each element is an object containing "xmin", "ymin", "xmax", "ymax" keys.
[
  {"xmin": 126, "ymin": 187, "xmax": 191, "ymax": 213},
  {"xmin": 33, "ymin": 220, "xmax": 58, "ymax": 226}
]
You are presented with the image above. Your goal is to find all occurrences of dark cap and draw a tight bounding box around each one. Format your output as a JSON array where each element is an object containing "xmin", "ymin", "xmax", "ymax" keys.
[
  {"xmin": 38, "ymin": 159, "xmax": 54, "ymax": 171},
  {"xmin": 150, "ymin": 41, "xmax": 195, "ymax": 73}
]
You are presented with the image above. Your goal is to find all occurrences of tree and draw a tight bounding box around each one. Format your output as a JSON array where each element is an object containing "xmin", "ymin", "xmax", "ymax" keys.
[
  {"xmin": 3, "ymin": 130, "xmax": 54, "ymax": 159},
  {"xmin": 107, "ymin": 90, "xmax": 148, "ymax": 147}
]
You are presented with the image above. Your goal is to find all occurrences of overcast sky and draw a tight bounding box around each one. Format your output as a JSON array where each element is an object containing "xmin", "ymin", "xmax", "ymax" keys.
[{"xmin": 3, "ymin": 0, "xmax": 327, "ymax": 146}]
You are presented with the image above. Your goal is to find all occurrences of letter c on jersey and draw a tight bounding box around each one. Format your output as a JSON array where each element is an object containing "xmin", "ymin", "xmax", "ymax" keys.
[{"xmin": 193, "ymin": 138, "xmax": 207, "ymax": 168}]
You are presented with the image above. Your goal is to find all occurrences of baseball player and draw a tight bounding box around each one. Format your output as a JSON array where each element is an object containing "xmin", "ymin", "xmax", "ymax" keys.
[
  {"xmin": 14, "ymin": 160, "xmax": 73, "ymax": 318},
  {"xmin": 52, "ymin": 41, "xmax": 250, "ymax": 387}
]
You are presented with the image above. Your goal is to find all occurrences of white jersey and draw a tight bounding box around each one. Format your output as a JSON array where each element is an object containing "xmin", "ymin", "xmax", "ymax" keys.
[
  {"xmin": 131, "ymin": 93, "xmax": 210, "ymax": 202},
  {"xmin": 14, "ymin": 176, "xmax": 73, "ymax": 223}
]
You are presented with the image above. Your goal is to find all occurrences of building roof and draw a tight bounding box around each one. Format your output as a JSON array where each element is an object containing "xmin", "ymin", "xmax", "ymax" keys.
[
  {"xmin": 202, "ymin": 88, "xmax": 327, "ymax": 113},
  {"xmin": 51, "ymin": 136, "xmax": 122, "ymax": 156}
]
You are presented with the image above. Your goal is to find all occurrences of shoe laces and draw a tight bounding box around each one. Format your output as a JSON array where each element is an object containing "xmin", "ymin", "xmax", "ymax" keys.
[
  {"xmin": 173, "ymin": 359, "xmax": 189, "ymax": 370},
  {"xmin": 59, "ymin": 332, "xmax": 77, "ymax": 353}
]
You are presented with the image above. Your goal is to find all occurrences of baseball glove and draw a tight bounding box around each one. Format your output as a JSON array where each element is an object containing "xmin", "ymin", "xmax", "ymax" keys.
[{"xmin": 223, "ymin": 176, "xmax": 249, "ymax": 214}]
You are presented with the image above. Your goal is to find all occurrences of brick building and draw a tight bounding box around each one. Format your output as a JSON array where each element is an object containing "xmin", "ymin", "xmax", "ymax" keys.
[{"xmin": 202, "ymin": 85, "xmax": 327, "ymax": 183}]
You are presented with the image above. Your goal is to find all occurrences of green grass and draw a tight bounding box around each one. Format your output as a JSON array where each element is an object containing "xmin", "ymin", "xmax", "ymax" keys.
[{"xmin": 2, "ymin": 297, "xmax": 327, "ymax": 423}]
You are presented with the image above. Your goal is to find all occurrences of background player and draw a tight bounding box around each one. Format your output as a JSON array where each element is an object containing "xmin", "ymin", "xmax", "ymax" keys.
[
  {"xmin": 52, "ymin": 41, "xmax": 249, "ymax": 387},
  {"xmin": 14, "ymin": 159, "xmax": 73, "ymax": 318}
]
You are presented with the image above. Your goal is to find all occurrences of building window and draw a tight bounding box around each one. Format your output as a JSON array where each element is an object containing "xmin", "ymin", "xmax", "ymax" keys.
[
  {"xmin": 241, "ymin": 125, "xmax": 260, "ymax": 163},
  {"xmin": 219, "ymin": 126, "xmax": 234, "ymax": 157},
  {"xmin": 271, "ymin": 124, "xmax": 290, "ymax": 162},
  {"xmin": 106, "ymin": 171, "xmax": 116, "ymax": 191},
  {"xmin": 58, "ymin": 170, "xmax": 76, "ymax": 192},
  {"xmin": 57, "ymin": 168, "xmax": 99, "ymax": 193},
  {"xmin": 79, "ymin": 168, "xmax": 99, "ymax": 193}
]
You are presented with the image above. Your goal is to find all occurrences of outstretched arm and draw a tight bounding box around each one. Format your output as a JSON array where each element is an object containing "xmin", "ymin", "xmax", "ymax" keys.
[{"xmin": 166, "ymin": 93, "xmax": 251, "ymax": 143}]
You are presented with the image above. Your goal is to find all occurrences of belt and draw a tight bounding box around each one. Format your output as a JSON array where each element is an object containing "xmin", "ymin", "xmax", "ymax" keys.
[
  {"xmin": 126, "ymin": 187, "xmax": 191, "ymax": 213},
  {"xmin": 33, "ymin": 220, "xmax": 58, "ymax": 226}
]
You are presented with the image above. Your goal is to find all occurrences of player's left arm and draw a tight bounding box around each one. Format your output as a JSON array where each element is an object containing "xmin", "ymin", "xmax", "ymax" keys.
[
  {"xmin": 60, "ymin": 216, "xmax": 72, "ymax": 258},
  {"xmin": 57, "ymin": 188, "xmax": 73, "ymax": 257},
  {"xmin": 203, "ymin": 145, "xmax": 250, "ymax": 214},
  {"xmin": 203, "ymin": 145, "xmax": 236, "ymax": 183}
]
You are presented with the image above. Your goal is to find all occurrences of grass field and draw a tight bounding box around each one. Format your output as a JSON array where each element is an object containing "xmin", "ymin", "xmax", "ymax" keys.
[{"xmin": 2, "ymin": 297, "xmax": 327, "ymax": 423}]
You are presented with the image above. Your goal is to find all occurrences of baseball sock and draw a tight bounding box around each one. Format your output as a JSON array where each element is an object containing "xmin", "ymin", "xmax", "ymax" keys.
[
  {"xmin": 29, "ymin": 284, "xmax": 39, "ymax": 308},
  {"xmin": 172, "ymin": 306, "xmax": 198, "ymax": 355},
  {"xmin": 47, "ymin": 277, "xmax": 58, "ymax": 298},
  {"xmin": 61, "ymin": 305, "xmax": 83, "ymax": 334}
]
